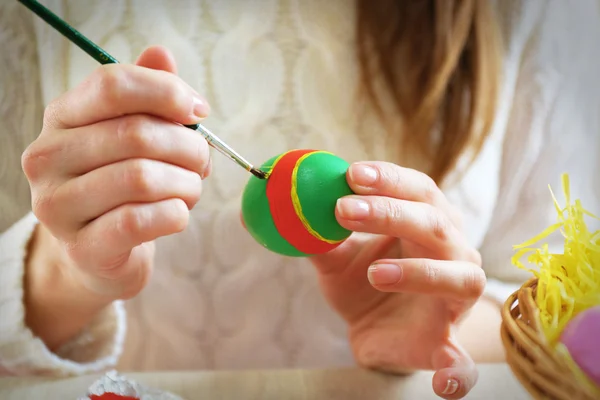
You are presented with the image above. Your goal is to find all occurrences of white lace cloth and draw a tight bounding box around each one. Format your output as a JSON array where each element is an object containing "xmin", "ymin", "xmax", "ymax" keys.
[{"xmin": 1, "ymin": 0, "xmax": 599, "ymax": 377}]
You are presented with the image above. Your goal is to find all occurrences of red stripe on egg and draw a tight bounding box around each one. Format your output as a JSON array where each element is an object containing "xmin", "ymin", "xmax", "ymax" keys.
[{"xmin": 266, "ymin": 149, "xmax": 340, "ymax": 255}]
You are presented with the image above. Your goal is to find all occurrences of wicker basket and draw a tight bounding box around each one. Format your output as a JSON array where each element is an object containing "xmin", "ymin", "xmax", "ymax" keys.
[{"xmin": 501, "ymin": 277, "xmax": 600, "ymax": 400}]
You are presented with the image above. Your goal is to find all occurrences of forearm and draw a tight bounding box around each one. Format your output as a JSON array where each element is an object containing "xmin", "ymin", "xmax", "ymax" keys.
[
  {"xmin": 24, "ymin": 224, "xmax": 111, "ymax": 351},
  {"xmin": 456, "ymin": 296, "xmax": 505, "ymax": 363}
]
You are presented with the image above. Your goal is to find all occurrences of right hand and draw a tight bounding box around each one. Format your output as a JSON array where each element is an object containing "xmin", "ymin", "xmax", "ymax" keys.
[{"xmin": 21, "ymin": 46, "xmax": 211, "ymax": 308}]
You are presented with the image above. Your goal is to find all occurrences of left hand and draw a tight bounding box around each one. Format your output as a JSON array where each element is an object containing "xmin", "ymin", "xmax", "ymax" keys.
[{"xmin": 310, "ymin": 161, "xmax": 486, "ymax": 400}]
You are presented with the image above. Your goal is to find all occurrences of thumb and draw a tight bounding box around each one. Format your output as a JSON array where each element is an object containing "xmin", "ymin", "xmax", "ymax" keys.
[
  {"xmin": 135, "ymin": 45, "xmax": 178, "ymax": 74},
  {"xmin": 431, "ymin": 341, "xmax": 478, "ymax": 399}
]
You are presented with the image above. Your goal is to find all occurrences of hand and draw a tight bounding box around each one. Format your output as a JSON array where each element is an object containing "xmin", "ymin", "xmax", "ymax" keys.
[
  {"xmin": 21, "ymin": 46, "xmax": 211, "ymax": 348},
  {"xmin": 311, "ymin": 162, "xmax": 486, "ymax": 399}
]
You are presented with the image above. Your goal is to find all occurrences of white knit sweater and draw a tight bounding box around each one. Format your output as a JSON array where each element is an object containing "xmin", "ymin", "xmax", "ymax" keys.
[{"xmin": 1, "ymin": 0, "xmax": 600, "ymax": 376}]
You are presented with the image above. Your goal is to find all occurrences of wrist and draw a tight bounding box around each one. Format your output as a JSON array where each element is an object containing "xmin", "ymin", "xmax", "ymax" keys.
[{"xmin": 24, "ymin": 224, "xmax": 113, "ymax": 350}]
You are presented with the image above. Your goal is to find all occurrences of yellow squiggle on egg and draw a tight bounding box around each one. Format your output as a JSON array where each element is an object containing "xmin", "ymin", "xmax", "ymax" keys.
[{"xmin": 290, "ymin": 151, "xmax": 344, "ymax": 245}]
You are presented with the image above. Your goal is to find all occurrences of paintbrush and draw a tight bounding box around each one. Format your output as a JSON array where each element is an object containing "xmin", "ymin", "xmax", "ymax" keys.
[{"xmin": 17, "ymin": 0, "xmax": 268, "ymax": 180}]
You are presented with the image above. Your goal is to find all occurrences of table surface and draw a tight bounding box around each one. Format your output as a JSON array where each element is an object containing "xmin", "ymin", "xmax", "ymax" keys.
[{"xmin": 0, "ymin": 364, "xmax": 531, "ymax": 399}]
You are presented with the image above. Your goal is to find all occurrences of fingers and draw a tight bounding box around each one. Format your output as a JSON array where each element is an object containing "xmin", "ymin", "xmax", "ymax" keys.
[
  {"xmin": 336, "ymin": 195, "xmax": 475, "ymax": 261},
  {"xmin": 43, "ymin": 63, "xmax": 210, "ymax": 130},
  {"xmin": 347, "ymin": 162, "xmax": 461, "ymax": 227},
  {"xmin": 25, "ymin": 115, "xmax": 211, "ymax": 178},
  {"xmin": 39, "ymin": 159, "xmax": 202, "ymax": 236},
  {"xmin": 67, "ymin": 198, "xmax": 189, "ymax": 272},
  {"xmin": 431, "ymin": 344, "xmax": 478, "ymax": 400},
  {"xmin": 433, "ymin": 365, "xmax": 478, "ymax": 399},
  {"xmin": 367, "ymin": 258, "xmax": 486, "ymax": 302}
]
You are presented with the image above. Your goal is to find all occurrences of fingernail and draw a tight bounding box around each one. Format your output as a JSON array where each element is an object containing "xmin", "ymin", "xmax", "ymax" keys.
[
  {"xmin": 200, "ymin": 153, "xmax": 212, "ymax": 179},
  {"xmin": 349, "ymin": 163, "xmax": 378, "ymax": 187},
  {"xmin": 202, "ymin": 155, "xmax": 212, "ymax": 179},
  {"xmin": 192, "ymin": 96, "xmax": 210, "ymax": 119},
  {"xmin": 367, "ymin": 264, "xmax": 402, "ymax": 285},
  {"xmin": 442, "ymin": 379, "xmax": 459, "ymax": 395},
  {"xmin": 336, "ymin": 197, "xmax": 370, "ymax": 220}
]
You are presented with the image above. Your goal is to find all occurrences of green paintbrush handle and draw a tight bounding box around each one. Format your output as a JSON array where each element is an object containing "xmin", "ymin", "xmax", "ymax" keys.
[{"xmin": 17, "ymin": 0, "xmax": 118, "ymax": 65}]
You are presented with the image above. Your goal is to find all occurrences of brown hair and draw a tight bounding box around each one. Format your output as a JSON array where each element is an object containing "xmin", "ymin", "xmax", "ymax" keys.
[{"xmin": 356, "ymin": 0, "xmax": 502, "ymax": 185}]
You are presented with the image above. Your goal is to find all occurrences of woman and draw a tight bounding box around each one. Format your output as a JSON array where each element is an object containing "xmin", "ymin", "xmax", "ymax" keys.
[{"xmin": 1, "ymin": 0, "xmax": 599, "ymax": 399}]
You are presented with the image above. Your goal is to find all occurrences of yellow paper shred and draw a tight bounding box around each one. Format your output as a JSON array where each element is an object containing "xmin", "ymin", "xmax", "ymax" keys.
[{"xmin": 511, "ymin": 174, "xmax": 600, "ymax": 343}]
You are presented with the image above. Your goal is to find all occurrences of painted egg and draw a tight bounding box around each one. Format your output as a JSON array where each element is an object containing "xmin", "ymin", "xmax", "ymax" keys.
[
  {"xmin": 90, "ymin": 395, "xmax": 138, "ymax": 400},
  {"xmin": 560, "ymin": 305, "xmax": 600, "ymax": 386},
  {"xmin": 241, "ymin": 149, "xmax": 354, "ymax": 257}
]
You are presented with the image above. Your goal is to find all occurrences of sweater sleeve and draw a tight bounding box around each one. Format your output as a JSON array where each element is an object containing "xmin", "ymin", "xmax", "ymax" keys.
[
  {"xmin": 478, "ymin": 0, "xmax": 600, "ymax": 305},
  {"xmin": 0, "ymin": 2, "xmax": 127, "ymax": 377},
  {"xmin": 0, "ymin": 213, "xmax": 127, "ymax": 377}
]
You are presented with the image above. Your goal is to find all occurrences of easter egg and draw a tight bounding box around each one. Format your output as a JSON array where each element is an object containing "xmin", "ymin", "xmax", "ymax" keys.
[
  {"xmin": 241, "ymin": 149, "xmax": 354, "ymax": 257},
  {"xmin": 560, "ymin": 305, "xmax": 600, "ymax": 386}
]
